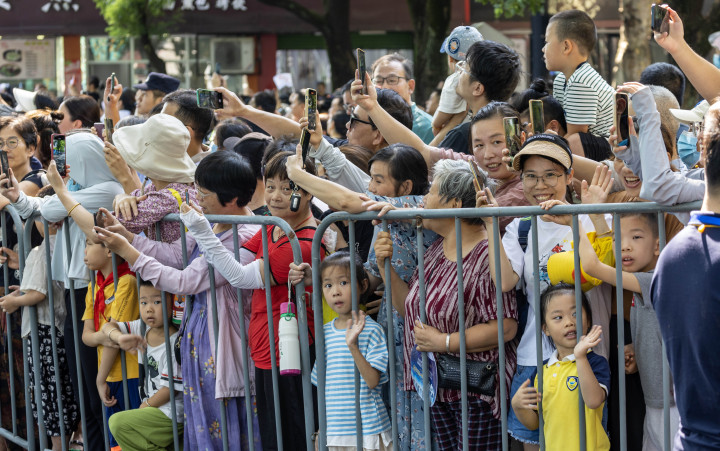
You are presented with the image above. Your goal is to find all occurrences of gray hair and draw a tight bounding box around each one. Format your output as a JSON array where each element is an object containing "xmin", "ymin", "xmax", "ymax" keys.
[
  {"xmin": 431, "ymin": 159, "xmax": 497, "ymax": 225},
  {"xmin": 647, "ymin": 84, "xmax": 680, "ymax": 137}
]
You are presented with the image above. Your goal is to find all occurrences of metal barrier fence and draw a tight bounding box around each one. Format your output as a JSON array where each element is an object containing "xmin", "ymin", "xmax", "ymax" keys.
[{"xmin": 0, "ymin": 200, "xmax": 701, "ymax": 451}]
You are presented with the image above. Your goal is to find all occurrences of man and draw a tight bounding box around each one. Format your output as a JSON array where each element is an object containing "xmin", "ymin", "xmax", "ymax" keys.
[
  {"xmin": 651, "ymin": 101, "xmax": 720, "ymax": 450},
  {"xmin": 133, "ymin": 72, "xmax": 180, "ymax": 116},
  {"xmin": 371, "ymin": 53, "xmax": 434, "ymax": 144},
  {"xmin": 161, "ymin": 89, "xmax": 215, "ymax": 162}
]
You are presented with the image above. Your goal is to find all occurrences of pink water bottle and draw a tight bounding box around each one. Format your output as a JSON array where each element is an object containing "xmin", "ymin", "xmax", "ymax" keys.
[{"xmin": 279, "ymin": 301, "xmax": 301, "ymax": 375}]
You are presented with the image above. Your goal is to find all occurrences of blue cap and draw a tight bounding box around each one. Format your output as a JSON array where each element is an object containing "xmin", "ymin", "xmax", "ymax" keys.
[
  {"xmin": 440, "ymin": 26, "xmax": 484, "ymax": 61},
  {"xmin": 133, "ymin": 72, "xmax": 180, "ymax": 93}
]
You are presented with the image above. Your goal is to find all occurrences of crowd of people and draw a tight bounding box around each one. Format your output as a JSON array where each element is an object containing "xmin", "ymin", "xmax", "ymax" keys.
[{"xmin": 0, "ymin": 4, "xmax": 717, "ymax": 451}]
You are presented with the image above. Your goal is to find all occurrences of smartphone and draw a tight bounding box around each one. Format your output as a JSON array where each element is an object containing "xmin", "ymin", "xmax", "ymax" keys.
[
  {"xmin": 503, "ymin": 117, "xmax": 522, "ymax": 157},
  {"xmin": 51, "ymin": 133, "xmax": 66, "ymax": 177},
  {"xmin": 529, "ymin": 99, "xmax": 545, "ymax": 135},
  {"xmin": 0, "ymin": 150, "xmax": 8, "ymax": 176},
  {"xmin": 104, "ymin": 118, "xmax": 114, "ymax": 145},
  {"xmin": 184, "ymin": 189, "xmax": 190, "ymax": 204},
  {"xmin": 300, "ymin": 128, "xmax": 311, "ymax": 168},
  {"xmin": 196, "ymin": 89, "xmax": 224, "ymax": 109},
  {"xmin": 93, "ymin": 122, "xmax": 105, "ymax": 138},
  {"xmin": 468, "ymin": 160, "xmax": 482, "ymax": 192},
  {"xmin": 305, "ymin": 88, "xmax": 317, "ymax": 131},
  {"xmin": 651, "ymin": 4, "xmax": 669, "ymax": 34},
  {"xmin": 107, "ymin": 72, "xmax": 116, "ymax": 102},
  {"xmin": 614, "ymin": 93, "xmax": 630, "ymax": 146},
  {"xmin": 356, "ymin": 48, "xmax": 367, "ymax": 95}
]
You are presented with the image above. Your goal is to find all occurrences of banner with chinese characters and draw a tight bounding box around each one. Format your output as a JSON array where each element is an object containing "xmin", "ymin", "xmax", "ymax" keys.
[{"xmin": 0, "ymin": 39, "xmax": 55, "ymax": 80}]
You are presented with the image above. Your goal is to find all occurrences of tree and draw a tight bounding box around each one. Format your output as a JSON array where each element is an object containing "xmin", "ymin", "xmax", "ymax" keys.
[
  {"xmin": 93, "ymin": 0, "xmax": 181, "ymax": 74},
  {"xmin": 406, "ymin": 0, "xmax": 452, "ymax": 104},
  {"xmin": 255, "ymin": 0, "xmax": 355, "ymax": 90}
]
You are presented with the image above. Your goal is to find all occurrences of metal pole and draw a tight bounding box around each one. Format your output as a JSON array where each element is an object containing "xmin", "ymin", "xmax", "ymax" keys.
[
  {"xmin": 454, "ymin": 218, "xmax": 469, "ymax": 451},
  {"xmin": 613, "ymin": 214, "xmax": 627, "ymax": 451},
  {"xmin": 571, "ymin": 215, "xmax": 586, "ymax": 451},
  {"xmin": 491, "ymin": 216, "xmax": 509, "ymax": 451}
]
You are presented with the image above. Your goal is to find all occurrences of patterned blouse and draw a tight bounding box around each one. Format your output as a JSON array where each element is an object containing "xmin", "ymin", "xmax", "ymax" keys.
[
  {"xmin": 403, "ymin": 238, "xmax": 517, "ymax": 419},
  {"xmin": 120, "ymin": 181, "xmax": 197, "ymax": 243}
]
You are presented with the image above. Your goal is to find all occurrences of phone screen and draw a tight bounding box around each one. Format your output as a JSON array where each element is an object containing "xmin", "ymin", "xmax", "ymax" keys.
[
  {"xmin": 615, "ymin": 93, "xmax": 629, "ymax": 145},
  {"xmin": 651, "ymin": 4, "xmax": 669, "ymax": 34},
  {"xmin": 52, "ymin": 134, "xmax": 66, "ymax": 177},
  {"xmin": 196, "ymin": 89, "xmax": 223, "ymax": 109},
  {"xmin": 0, "ymin": 150, "xmax": 8, "ymax": 176},
  {"xmin": 104, "ymin": 118, "xmax": 114, "ymax": 145},
  {"xmin": 356, "ymin": 49, "xmax": 367, "ymax": 95},
  {"xmin": 503, "ymin": 117, "xmax": 521, "ymax": 157},
  {"xmin": 108, "ymin": 72, "xmax": 116, "ymax": 102},
  {"xmin": 529, "ymin": 100, "xmax": 545, "ymax": 135},
  {"xmin": 306, "ymin": 89, "xmax": 317, "ymax": 131},
  {"xmin": 300, "ymin": 128, "xmax": 311, "ymax": 168}
]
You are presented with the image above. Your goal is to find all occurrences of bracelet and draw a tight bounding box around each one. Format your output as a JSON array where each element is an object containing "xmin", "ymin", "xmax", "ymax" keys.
[
  {"xmin": 445, "ymin": 333, "xmax": 451, "ymax": 353},
  {"xmin": 144, "ymin": 399, "xmax": 152, "ymax": 408},
  {"xmin": 67, "ymin": 202, "xmax": 81, "ymax": 216}
]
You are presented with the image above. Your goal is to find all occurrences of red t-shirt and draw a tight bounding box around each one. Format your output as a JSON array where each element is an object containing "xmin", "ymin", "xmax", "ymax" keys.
[{"xmin": 244, "ymin": 225, "xmax": 324, "ymax": 370}]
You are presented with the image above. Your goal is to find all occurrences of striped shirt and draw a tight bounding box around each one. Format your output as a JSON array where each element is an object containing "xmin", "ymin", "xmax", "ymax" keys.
[
  {"xmin": 311, "ymin": 318, "xmax": 391, "ymax": 438},
  {"xmin": 553, "ymin": 62, "xmax": 615, "ymax": 137}
]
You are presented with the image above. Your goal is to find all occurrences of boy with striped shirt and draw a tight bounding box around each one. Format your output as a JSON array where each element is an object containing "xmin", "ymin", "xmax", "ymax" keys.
[{"xmin": 543, "ymin": 9, "xmax": 615, "ymax": 161}]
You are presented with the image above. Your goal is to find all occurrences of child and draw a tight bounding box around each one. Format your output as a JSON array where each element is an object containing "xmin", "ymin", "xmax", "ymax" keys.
[
  {"xmin": 511, "ymin": 284, "xmax": 610, "ymax": 451},
  {"xmin": 573, "ymin": 212, "xmax": 679, "ymax": 450},
  {"xmin": 290, "ymin": 252, "xmax": 392, "ymax": 450},
  {"xmin": 81, "ymin": 236, "xmax": 140, "ymax": 448},
  {"xmin": 543, "ymin": 9, "xmax": 614, "ymax": 161},
  {"xmin": 102, "ymin": 280, "xmax": 184, "ymax": 450}
]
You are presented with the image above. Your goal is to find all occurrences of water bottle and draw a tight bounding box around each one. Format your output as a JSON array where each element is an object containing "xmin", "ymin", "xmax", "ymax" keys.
[{"xmin": 279, "ymin": 298, "xmax": 301, "ymax": 376}]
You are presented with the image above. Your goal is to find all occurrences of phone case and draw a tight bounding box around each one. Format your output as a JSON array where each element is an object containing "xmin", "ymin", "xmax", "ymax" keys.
[
  {"xmin": 357, "ymin": 49, "xmax": 367, "ymax": 95},
  {"xmin": 306, "ymin": 89, "xmax": 317, "ymax": 131},
  {"xmin": 503, "ymin": 117, "xmax": 521, "ymax": 157}
]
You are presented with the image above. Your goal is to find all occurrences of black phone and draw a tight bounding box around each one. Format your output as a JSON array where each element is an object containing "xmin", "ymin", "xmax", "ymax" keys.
[
  {"xmin": 529, "ymin": 99, "xmax": 545, "ymax": 135},
  {"xmin": 614, "ymin": 92, "xmax": 630, "ymax": 146},
  {"xmin": 503, "ymin": 117, "xmax": 522, "ymax": 157},
  {"xmin": 356, "ymin": 48, "xmax": 367, "ymax": 95},
  {"xmin": 104, "ymin": 118, "xmax": 114, "ymax": 145},
  {"xmin": 300, "ymin": 128, "xmax": 311, "ymax": 168},
  {"xmin": 306, "ymin": 88, "xmax": 317, "ymax": 131},
  {"xmin": 0, "ymin": 150, "xmax": 8, "ymax": 176},
  {"xmin": 107, "ymin": 72, "xmax": 116, "ymax": 102},
  {"xmin": 51, "ymin": 133, "xmax": 66, "ymax": 177},
  {"xmin": 196, "ymin": 89, "xmax": 224, "ymax": 109},
  {"xmin": 94, "ymin": 210, "xmax": 104, "ymax": 228},
  {"xmin": 651, "ymin": 4, "xmax": 669, "ymax": 34}
]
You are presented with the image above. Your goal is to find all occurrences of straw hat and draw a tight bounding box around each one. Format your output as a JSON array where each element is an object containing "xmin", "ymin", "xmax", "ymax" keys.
[{"xmin": 512, "ymin": 133, "xmax": 573, "ymax": 172}]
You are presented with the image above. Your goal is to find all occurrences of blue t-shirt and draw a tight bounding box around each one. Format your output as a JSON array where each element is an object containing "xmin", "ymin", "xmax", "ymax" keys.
[{"xmin": 652, "ymin": 212, "xmax": 720, "ymax": 449}]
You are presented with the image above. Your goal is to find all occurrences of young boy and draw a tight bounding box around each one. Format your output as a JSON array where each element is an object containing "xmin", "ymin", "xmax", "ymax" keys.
[
  {"xmin": 543, "ymin": 9, "xmax": 615, "ymax": 161},
  {"xmin": 102, "ymin": 280, "xmax": 184, "ymax": 450},
  {"xmin": 81, "ymin": 236, "xmax": 140, "ymax": 448},
  {"xmin": 574, "ymin": 211, "xmax": 679, "ymax": 450}
]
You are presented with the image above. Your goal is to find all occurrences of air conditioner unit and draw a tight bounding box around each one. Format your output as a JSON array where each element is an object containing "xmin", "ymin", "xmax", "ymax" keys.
[{"xmin": 210, "ymin": 37, "xmax": 255, "ymax": 74}]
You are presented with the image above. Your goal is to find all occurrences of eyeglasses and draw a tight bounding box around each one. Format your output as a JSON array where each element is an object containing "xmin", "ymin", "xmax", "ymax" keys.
[
  {"xmin": 521, "ymin": 172, "xmax": 564, "ymax": 187},
  {"xmin": 193, "ymin": 183, "xmax": 213, "ymax": 199},
  {"xmin": 0, "ymin": 137, "xmax": 20, "ymax": 150},
  {"xmin": 455, "ymin": 60, "xmax": 470, "ymax": 75},
  {"xmin": 372, "ymin": 75, "xmax": 408, "ymax": 86},
  {"xmin": 349, "ymin": 113, "xmax": 374, "ymax": 129}
]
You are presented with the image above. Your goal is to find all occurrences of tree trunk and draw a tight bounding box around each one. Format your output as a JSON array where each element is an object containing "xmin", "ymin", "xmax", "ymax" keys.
[
  {"xmin": 613, "ymin": 0, "xmax": 653, "ymax": 85},
  {"xmin": 139, "ymin": 33, "xmax": 167, "ymax": 74},
  {"xmin": 322, "ymin": 0, "xmax": 356, "ymax": 89},
  {"xmin": 407, "ymin": 0, "xmax": 451, "ymax": 105}
]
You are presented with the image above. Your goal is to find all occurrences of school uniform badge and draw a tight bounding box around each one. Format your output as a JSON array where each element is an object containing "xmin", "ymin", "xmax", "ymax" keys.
[{"xmin": 566, "ymin": 376, "xmax": 579, "ymax": 391}]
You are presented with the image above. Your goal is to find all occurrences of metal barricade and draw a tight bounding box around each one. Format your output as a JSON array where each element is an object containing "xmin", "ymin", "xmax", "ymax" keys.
[{"xmin": 311, "ymin": 201, "xmax": 699, "ymax": 451}]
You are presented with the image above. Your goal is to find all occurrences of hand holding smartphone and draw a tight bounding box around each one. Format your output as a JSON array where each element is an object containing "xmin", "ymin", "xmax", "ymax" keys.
[
  {"xmin": 614, "ymin": 93, "xmax": 630, "ymax": 147},
  {"xmin": 0, "ymin": 150, "xmax": 8, "ymax": 176},
  {"xmin": 529, "ymin": 100, "xmax": 545, "ymax": 135},
  {"xmin": 51, "ymin": 134, "xmax": 66, "ymax": 177},
  {"xmin": 196, "ymin": 89, "xmax": 224, "ymax": 109},
  {"xmin": 356, "ymin": 49, "xmax": 367, "ymax": 95},
  {"xmin": 300, "ymin": 128, "xmax": 311, "ymax": 169},
  {"xmin": 305, "ymin": 89, "xmax": 317, "ymax": 131},
  {"xmin": 651, "ymin": 4, "xmax": 670, "ymax": 34},
  {"xmin": 107, "ymin": 72, "xmax": 116, "ymax": 102}
]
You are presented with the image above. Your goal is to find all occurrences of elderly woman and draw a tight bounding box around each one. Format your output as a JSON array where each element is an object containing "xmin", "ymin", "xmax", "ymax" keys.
[{"xmin": 373, "ymin": 159, "xmax": 518, "ymax": 450}]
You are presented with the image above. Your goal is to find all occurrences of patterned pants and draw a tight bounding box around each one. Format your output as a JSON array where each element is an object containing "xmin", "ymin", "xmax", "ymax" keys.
[{"xmin": 430, "ymin": 398, "xmax": 501, "ymax": 450}]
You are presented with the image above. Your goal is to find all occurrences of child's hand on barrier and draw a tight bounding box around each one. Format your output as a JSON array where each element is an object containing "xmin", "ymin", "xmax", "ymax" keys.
[
  {"xmin": 575, "ymin": 324, "xmax": 603, "ymax": 358},
  {"xmin": 511, "ymin": 379, "xmax": 541, "ymax": 411}
]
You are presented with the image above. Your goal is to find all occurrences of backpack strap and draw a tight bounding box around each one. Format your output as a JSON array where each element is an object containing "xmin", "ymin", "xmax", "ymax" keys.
[
  {"xmin": 166, "ymin": 188, "xmax": 187, "ymax": 232},
  {"xmin": 517, "ymin": 217, "xmax": 532, "ymax": 253}
]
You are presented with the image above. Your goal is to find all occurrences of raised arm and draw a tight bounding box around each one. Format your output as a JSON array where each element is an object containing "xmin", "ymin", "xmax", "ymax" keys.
[
  {"xmin": 576, "ymin": 222, "xmax": 641, "ymax": 293},
  {"xmin": 214, "ymin": 87, "xmax": 301, "ymax": 139},
  {"xmin": 46, "ymin": 160, "xmax": 98, "ymax": 240}
]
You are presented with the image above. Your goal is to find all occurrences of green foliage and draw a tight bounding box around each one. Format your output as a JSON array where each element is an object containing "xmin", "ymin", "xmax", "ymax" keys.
[
  {"xmin": 92, "ymin": 0, "xmax": 181, "ymax": 37},
  {"xmin": 474, "ymin": 0, "xmax": 545, "ymax": 18}
]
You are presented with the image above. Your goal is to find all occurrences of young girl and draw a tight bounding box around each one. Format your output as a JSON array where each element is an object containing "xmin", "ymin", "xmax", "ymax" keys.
[
  {"xmin": 511, "ymin": 283, "xmax": 610, "ymax": 451},
  {"xmin": 290, "ymin": 252, "xmax": 392, "ymax": 451}
]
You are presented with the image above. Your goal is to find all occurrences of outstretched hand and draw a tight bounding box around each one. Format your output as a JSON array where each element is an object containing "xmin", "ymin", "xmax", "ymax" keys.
[
  {"xmin": 345, "ymin": 310, "xmax": 367, "ymax": 348},
  {"xmin": 574, "ymin": 324, "xmax": 603, "ymax": 358},
  {"xmin": 581, "ymin": 164, "xmax": 613, "ymax": 205}
]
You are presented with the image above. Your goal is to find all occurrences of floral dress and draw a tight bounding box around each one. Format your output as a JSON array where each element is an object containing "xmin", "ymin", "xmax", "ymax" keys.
[
  {"xmin": 181, "ymin": 235, "xmax": 262, "ymax": 451},
  {"xmin": 365, "ymin": 193, "xmax": 438, "ymax": 450}
]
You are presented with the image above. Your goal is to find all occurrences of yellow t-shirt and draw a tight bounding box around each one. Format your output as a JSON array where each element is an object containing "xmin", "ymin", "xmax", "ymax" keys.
[
  {"xmin": 82, "ymin": 273, "xmax": 140, "ymax": 382},
  {"xmin": 534, "ymin": 351, "xmax": 611, "ymax": 451}
]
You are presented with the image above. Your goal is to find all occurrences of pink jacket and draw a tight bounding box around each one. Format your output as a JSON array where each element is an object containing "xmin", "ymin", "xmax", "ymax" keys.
[{"xmin": 130, "ymin": 223, "xmax": 259, "ymax": 399}]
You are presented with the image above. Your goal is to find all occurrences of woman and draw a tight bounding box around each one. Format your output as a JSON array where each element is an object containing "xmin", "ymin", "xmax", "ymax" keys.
[
  {"xmin": 57, "ymin": 95, "xmax": 101, "ymax": 134},
  {"xmin": 373, "ymin": 159, "xmax": 518, "ymax": 450},
  {"xmin": 94, "ymin": 151, "xmax": 263, "ymax": 450},
  {"xmin": 25, "ymin": 109, "xmax": 61, "ymax": 169}
]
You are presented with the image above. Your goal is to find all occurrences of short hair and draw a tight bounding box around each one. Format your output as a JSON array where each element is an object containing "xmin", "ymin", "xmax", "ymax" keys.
[
  {"xmin": 319, "ymin": 250, "xmax": 371, "ymax": 304},
  {"xmin": 149, "ymin": 89, "xmax": 167, "ymax": 100},
  {"xmin": 138, "ymin": 279, "xmax": 156, "ymax": 291},
  {"xmin": 116, "ymin": 115, "xmax": 146, "ymax": 129},
  {"xmin": 119, "ymin": 88, "xmax": 136, "ymax": 113},
  {"xmin": 466, "ymin": 41, "xmax": 521, "ymax": 103},
  {"xmin": 549, "ymin": 9, "xmax": 597, "ymax": 55},
  {"xmin": 331, "ymin": 111, "xmax": 350, "ymax": 138},
  {"xmin": 35, "ymin": 94, "xmax": 57, "ymax": 110},
  {"xmin": 471, "ymin": 101, "xmax": 519, "ymax": 124},
  {"xmin": 540, "ymin": 283, "xmax": 593, "ymax": 333},
  {"xmin": 195, "ymin": 151, "xmax": 256, "ymax": 208},
  {"xmin": 509, "ymin": 79, "xmax": 550, "ymax": 113},
  {"xmin": 376, "ymin": 88, "xmax": 413, "ymax": 130},
  {"xmin": 149, "ymin": 102, "xmax": 164, "ymax": 116},
  {"xmin": 24, "ymin": 109, "xmax": 61, "ymax": 168},
  {"xmin": 262, "ymin": 138, "xmax": 296, "ymax": 168},
  {"xmin": 618, "ymin": 212, "xmax": 659, "ymax": 238},
  {"xmin": 252, "ymin": 90, "xmax": 277, "ymax": 113},
  {"xmin": 702, "ymin": 103, "xmax": 720, "ymax": 193},
  {"xmin": 291, "ymin": 90, "xmax": 306, "ymax": 104},
  {"xmin": 640, "ymin": 63, "xmax": 685, "ymax": 105},
  {"xmin": 88, "ymin": 76, "xmax": 100, "ymax": 89},
  {"xmin": 215, "ymin": 119, "xmax": 252, "ymax": 146},
  {"xmin": 61, "ymin": 95, "xmax": 101, "ymax": 127},
  {"xmin": 163, "ymin": 89, "xmax": 215, "ymax": 140},
  {"xmin": 339, "ymin": 144, "xmax": 374, "ymax": 176},
  {"xmin": 340, "ymin": 80, "xmax": 354, "ymax": 95},
  {"xmin": 231, "ymin": 134, "xmax": 272, "ymax": 180},
  {"xmin": 647, "ymin": 85, "xmax": 680, "ymax": 137},
  {"xmin": 368, "ymin": 144, "xmax": 430, "ymax": 195},
  {"xmin": 371, "ymin": 53, "xmax": 414, "ymax": 80},
  {"xmin": 0, "ymin": 115, "xmax": 38, "ymax": 150},
  {"xmin": 539, "ymin": 95, "xmax": 568, "ymax": 134},
  {"xmin": 431, "ymin": 159, "xmax": 496, "ymax": 226},
  {"xmin": 263, "ymin": 150, "xmax": 316, "ymax": 190}
]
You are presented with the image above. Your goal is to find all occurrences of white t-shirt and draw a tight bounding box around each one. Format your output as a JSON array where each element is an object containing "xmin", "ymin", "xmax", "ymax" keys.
[
  {"xmin": 502, "ymin": 214, "xmax": 611, "ymax": 366},
  {"xmin": 438, "ymin": 71, "xmax": 467, "ymax": 115},
  {"xmin": 119, "ymin": 319, "xmax": 184, "ymax": 421}
]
